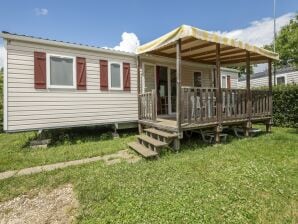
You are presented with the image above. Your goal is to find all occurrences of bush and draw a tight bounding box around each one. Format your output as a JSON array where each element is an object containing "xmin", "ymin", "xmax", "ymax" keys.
[{"xmin": 272, "ymin": 84, "xmax": 298, "ymax": 128}]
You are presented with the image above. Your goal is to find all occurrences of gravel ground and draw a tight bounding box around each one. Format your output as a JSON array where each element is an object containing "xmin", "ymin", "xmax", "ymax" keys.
[{"xmin": 0, "ymin": 184, "xmax": 78, "ymax": 224}]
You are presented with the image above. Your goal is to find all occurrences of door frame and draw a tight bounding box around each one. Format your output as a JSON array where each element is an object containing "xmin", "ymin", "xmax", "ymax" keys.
[
  {"xmin": 168, "ymin": 67, "xmax": 176, "ymax": 115},
  {"xmin": 142, "ymin": 62, "xmax": 176, "ymax": 116}
]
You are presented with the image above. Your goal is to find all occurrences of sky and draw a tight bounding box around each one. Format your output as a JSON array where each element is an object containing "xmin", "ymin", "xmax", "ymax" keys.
[{"xmin": 0, "ymin": 0, "xmax": 297, "ymax": 72}]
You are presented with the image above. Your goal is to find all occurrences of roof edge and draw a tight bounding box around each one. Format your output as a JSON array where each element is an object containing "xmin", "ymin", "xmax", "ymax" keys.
[{"xmin": 1, "ymin": 31, "xmax": 137, "ymax": 57}]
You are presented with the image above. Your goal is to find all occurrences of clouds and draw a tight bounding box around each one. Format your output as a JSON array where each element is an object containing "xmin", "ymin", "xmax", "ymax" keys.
[
  {"xmin": 34, "ymin": 8, "xmax": 48, "ymax": 16},
  {"xmin": 114, "ymin": 32, "xmax": 140, "ymax": 53},
  {"xmin": 217, "ymin": 12, "xmax": 295, "ymax": 47}
]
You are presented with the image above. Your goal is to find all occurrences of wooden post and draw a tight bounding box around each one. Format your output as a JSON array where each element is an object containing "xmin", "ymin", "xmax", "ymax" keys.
[
  {"xmin": 267, "ymin": 59, "xmax": 273, "ymax": 132},
  {"xmin": 215, "ymin": 43, "xmax": 222, "ymax": 143},
  {"xmin": 245, "ymin": 51, "xmax": 252, "ymax": 137},
  {"xmin": 176, "ymin": 39, "xmax": 182, "ymax": 145},
  {"xmin": 137, "ymin": 56, "xmax": 143, "ymax": 133}
]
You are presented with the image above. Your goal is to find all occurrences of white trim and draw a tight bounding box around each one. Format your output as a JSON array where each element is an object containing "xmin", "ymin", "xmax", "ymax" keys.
[
  {"xmin": 46, "ymin": 53, "xmax": 77, "ymax": 89},
  {"xmin": 142, "ymin": 62, "xmax": 155, "ymax": 94},
  {"xmin": 108, "ymin": 61, "xmax": 123, "ymax": 90},
  {"xmin": 3, "ymin": 39, "xmax": 8, "ymax": 131},
  {"xmin": 276, "ymin": 74, "xmax": 287, "ymax": 85},
  {"xmin": 221, "ymin": 74, "xmax": 228, "ymax": 88},
  {"xmin": 1, "ymin": 33, "xmax": 136, "ymax": 57}
]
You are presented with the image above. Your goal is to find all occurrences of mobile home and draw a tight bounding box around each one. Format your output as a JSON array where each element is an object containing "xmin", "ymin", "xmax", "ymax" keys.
[{"xmin": 1, "ymin": 25, "xmax": 278, "ymax": 154}]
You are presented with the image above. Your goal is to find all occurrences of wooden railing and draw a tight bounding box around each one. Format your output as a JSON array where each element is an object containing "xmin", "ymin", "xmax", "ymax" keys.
[
  {"xmin": 138, "ymin": 87, "xmax": 271, "ymax": 125},
  {"xmin": 222, "ymin": 89, "xmax": 248, "ymax": 120},
  {"xmin": 139, "ymin": 90, "xmax": 157, "ymax": 121},
  {"xmin": 181, "ymin": 87, "xmax": 217, "ymax": 124},
  {"xmin": 251, "ymin": 90, "xmax": 271, "ymax": 117},
  {"xmin": 180, "ymin": 87, "xmax": 271, "ymax": 125}
]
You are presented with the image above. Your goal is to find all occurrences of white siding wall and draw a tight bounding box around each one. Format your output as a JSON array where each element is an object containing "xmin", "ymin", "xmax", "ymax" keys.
[
  {"xmin": 221, "ymin": 69, "xmax": 239, "ymax": 89},
  {"xmin": 238, "ymin": 71, "xmax": 298, "ymax": 88},
  {"xmin": 6, "ymin": 40, "xmax": 138, "ymax": 132},
  {"xmin": 141, "ymin": 57, "xmax": 213, "ymax": 91},
  {"xmin": 141, "ymin": 57, "xmax": 240, "ymax": 91}
]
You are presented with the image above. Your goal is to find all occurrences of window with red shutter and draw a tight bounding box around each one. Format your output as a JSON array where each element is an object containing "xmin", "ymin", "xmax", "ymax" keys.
[
  {"xmin": 34, "ymin": 52, "xmax": 46, "ymax": 89},
  {"xmin": 100, "ymin": 60, "xmax": 108, "ymax": 90},
  {"xmin": 123, "ymin": 62, "xmax": 130, "ymax": 91},
  {"xmin": 76, "ymin": 57, "xmax": 86, "ymax": 90}
]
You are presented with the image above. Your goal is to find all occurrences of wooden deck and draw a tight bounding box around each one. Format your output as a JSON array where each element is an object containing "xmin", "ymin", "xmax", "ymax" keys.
[
  {"xmin": 139, "ymin": 115, "xmax": 271, "ymax": 133},
  {"xmin": 139, "ymin": 87, "xmax": 272, "ymax": 134}
]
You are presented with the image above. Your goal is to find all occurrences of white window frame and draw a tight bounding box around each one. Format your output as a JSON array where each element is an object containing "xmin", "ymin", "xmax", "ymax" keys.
[
  {"xmin": 193, "ymin": 70, "xmax": 203, "ymax": 87},
  {"xmin": 276, "ymin": 74, "xmax": 287, "ymax": 85},
  {"xmin": 221, "ymin": 74, "xmax": 228, "ymax": 88},
  {"xmin": 108, "ymin": 61, "xmax": 123, "ymax": 90},
  {"xmin": 46, "ymin": 53, "xmax": 76, "ymax": 89}
]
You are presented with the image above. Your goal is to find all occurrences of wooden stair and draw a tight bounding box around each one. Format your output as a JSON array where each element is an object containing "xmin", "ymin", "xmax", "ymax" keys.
[{"xmin": 128, "ymin": 128, "xmax": 178, "ymax": 158}]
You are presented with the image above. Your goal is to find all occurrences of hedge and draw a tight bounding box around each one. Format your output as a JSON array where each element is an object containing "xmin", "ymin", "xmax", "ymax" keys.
[{"xmin": 272, "ymin": 84, "xmax": 298, "ymax": 128}]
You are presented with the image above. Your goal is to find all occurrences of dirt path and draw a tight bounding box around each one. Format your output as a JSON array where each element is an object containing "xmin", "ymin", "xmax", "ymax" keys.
[
  {"xmin": 0, "ymin": 184, "xmax": 78, "ymax": 224},
  {"xmin": 0, "ymin": 149, "xmax": 140, "ymax": 181}
]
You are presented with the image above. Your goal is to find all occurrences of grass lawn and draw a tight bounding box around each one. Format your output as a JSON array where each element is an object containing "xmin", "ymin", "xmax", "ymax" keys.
[
  {"xmin": 0, "ymin": 126, "xmax": 297, "ymax": 223},
  {"xmin": 0, "ymin": 127, "xmax": 136, "ymax": 172}
]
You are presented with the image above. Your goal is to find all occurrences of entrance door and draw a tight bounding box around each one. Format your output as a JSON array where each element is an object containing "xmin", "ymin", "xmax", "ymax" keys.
[{"xmin": 156, "ymin": 66, "xmax": 168, "ymax": 115}]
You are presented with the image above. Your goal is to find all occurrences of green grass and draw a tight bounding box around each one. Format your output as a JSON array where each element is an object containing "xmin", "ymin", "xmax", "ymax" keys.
[
  {"xmin": 0, "ymin": 126, "xmax": 297, "ymax": 223},
  {"xmin": 0, "ymin": 127, "xmax": 136, "ymax": 172}
]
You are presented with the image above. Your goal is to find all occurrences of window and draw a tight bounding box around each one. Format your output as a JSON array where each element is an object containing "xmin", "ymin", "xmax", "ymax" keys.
[
  {"xmin": 276, "ymin": 76, "xmax": 286, "ymax": 85},
  {"xmin": 47, "ymin": 54, "xmax": 76, "ymax": 88},
  {"xmin": 108, "ymin": 62, "xmax": 123, "ymax": 90},
  {"xmin": 221, "ymin": 75, "xmax": 227, "ymax": 88},
  {"xmin": 194, "ymin": 72, "xmax": 202, "ymax": 87}
]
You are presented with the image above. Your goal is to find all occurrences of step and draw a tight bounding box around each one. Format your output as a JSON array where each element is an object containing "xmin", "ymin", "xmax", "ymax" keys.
[
  {"xmin": 144, "ymin": 128, "xmax": 178, "ymax": 138},
  {"xmin": 137, "ymin": 135, "xmax": 168, "ymax": 147},
  {"xmin": 128, "ymin": 142, "xmax": 158, "ymax": 158}
]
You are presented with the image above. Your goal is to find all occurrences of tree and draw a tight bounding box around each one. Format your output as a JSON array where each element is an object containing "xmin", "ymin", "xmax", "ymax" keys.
[
  {"xmin": 265, "ymin": 13, "xmax": 298, "ymax": 68},
  {"xmin": 228, "ymin": 65, "xmax": 254, "ymax": 77}
]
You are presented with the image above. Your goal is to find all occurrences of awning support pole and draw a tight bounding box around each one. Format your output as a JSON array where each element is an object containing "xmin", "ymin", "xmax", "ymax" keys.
[
  {"xmin": 215, "ymin": 43, "xmax": 222, "ymax": 143},
  {"xmin": 266, "ymin": 59, "xmax": 273, "ymax": 132},
  {"xmin": 245, "ymin": 51, "xmax": 252, "ymax": 137},
  {"xmin": 137, "ymin": 55, "xmax": 143, "ymax": 133},
  {"xmin": 176, "ymin": 39, "xmax": 182, "ymax": 146}
]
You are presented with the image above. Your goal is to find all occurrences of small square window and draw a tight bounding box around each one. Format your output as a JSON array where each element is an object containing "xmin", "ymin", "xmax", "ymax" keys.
[
  {"xmin": 276, "ymin": 76, "xmax": 285, "ymax": 85},
  {"xmin": 194, "ymin": 72, "xmax": 202, "ymax": 87},
  {"xmin": 109, "ymin": 62, "xmax": 123, "ymax": 90},
  {"xmin": 47, "ymin": 54, "xmax": 76, "ymax": 88}
]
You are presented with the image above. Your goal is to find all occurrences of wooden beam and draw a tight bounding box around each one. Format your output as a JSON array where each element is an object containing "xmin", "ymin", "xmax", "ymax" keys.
[
  {"xmin": 137, "ymin": 56, "xmax": 142, "ymax": 133},
  {"xmin": 176, "ymin": 39, "xmax": 182, "ymax": 142},
  {"xmin": 268, "ymin": 59, "xmax": 273, "ymax": 115},
  {"xmin": 215, "ymin": 43, "xmax": 222, "ymax": 143},
  {"xmin": 246, "ymin": 51, "xmax": 252, "ymax": 129},
  {"xmin": 190, "ymin": 46, "xmax": 234, "ymax": 59},
  {"xmin": 205, "ymin": 52, "xmax": 259, "ymax": 62},
  {"xmin": 198, "ymin": 49, "xmax": 247, "ymax": 60},
  {"xmin": 220, "ymin": 56, "xmax": 267, "ymax": 65},
  {"xmin": 179, "ymin": 42, "xmax": 215, "ymax": 55},
  {"xmin": 157, "ymin": 37, "xmax": 197, "ymax": 52}
]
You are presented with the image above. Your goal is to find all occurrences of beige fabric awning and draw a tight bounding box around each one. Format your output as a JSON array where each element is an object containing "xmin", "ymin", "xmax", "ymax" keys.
[{"xmin": 137, "ymin": 25, "xmax": 278, "ymax": 65}]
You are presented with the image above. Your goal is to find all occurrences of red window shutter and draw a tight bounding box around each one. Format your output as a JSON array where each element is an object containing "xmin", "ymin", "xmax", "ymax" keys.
[
  {"xmin": 227, "ymin": 75, "xmax": 231, "ymax": 89},
  {"xmin": 76, "ymin": 57, "xmax": 86, "ymax": 90},
  {"xmin": 34, "ymin": 52, "xmax": 46, "ymax": 89},
  {"xmin": 123, "ymin": 62, "xmax": 131, "ymax": 91},
  {"xmin": 100, "ymin": 60, "xmax": 108, "ymax": 90}
]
